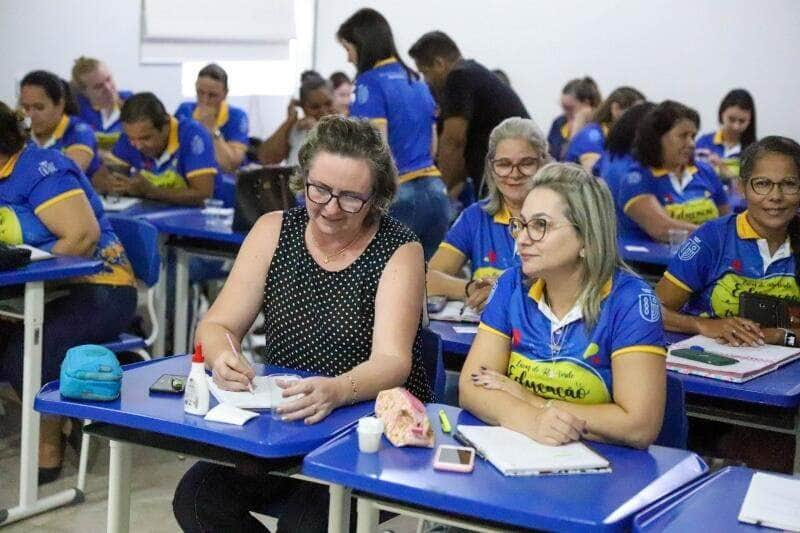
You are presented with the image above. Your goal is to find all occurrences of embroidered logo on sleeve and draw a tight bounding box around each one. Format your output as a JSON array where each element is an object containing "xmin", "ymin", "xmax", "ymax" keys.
[
  {"xmin": 191, "ymin": 134, "xmax": 205, "ymax": 155},
  {"xmin": 37, "ymin": 160, "xmax": 57, "ymax": 177},
  {"xmin": 638, "ymin": 293, "xmax": 661, "ymax": 323},
  {"xmin": 357, "ymin": 84, "xmax": 370, "ymax": 105},
  {"xmin": 678, "ymin": 236, "xmax": 702, "ymax": 261}
]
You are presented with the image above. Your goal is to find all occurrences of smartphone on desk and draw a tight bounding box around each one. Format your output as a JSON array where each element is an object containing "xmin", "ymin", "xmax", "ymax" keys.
[
  {"xmin": 671, "ymin": 348, "xmax": 738, "ymax": 366},
  {"xmin": 433, "ymin": 444, "xmax": 475, "ymax": 473},
  {"xmin": 149, "ymin": 374, "xmax": 186, "ymax": 394}
]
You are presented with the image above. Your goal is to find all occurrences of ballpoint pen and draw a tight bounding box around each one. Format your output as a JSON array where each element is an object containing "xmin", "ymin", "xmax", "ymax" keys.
[{"xmin": 225, "ymin": 332, "xmax": 255, "ymax": 393}]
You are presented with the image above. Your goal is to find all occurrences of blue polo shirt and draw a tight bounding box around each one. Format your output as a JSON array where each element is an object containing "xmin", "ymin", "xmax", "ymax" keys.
[
  {"xmin": 111, "ymin": 117, "xmax": 217, "ymax": 189},
  {"xmin": 479, "ymin": 267, "xmax": 666, "ymax": 404},
  {"xmin": 663, "ymin": 212, "xmax": 799, "ymax": 318},
  {"xmin": 565, "ymin": 122, "xmax": 607, "ymax": 166},
  {"xmin": 547, "ymin": 115, "xmax": 570, "ymax": 161},
  {"xmin": 599, "ymin": 152, "xmax": 635, "ymax": 202},
  {"xmin": 76, "ymin": 90, "xmax": 133, "ymax": 150},
  {"xmin": 174, "ymin": 101, "xmax": 249, "ymax": 146},
  {"xmin": 696, "ymin": 129, "xmax": 742, "ymax": 177},
  {"xmin": 0, "ymin": 146, "xmax": 134, "ymax": 286},
  {"xmin": 28, "ymin": 115, "xmax": 100, "ymax": 177},
  {"xmin": 617, "ymin": 161, "xmax": 728, "ymax": 240},
  {"xmin": 349, "ymin": 58, "xmax": 439, "ymax": 183},
  {"xmin": 439, "ymin": 200, "xmax": 518, "ymax": 280}
]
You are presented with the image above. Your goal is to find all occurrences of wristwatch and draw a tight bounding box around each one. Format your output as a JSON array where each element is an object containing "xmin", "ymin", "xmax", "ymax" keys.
[
  {"xmin": 212, "ymin": 128, "xmax": 222, "ymax": 139},
  {"xmin": 782, "ymin": 328, "xmax": 797, "ymax": 347}
]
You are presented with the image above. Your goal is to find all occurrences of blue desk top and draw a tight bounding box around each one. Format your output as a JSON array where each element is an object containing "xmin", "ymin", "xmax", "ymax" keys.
[
  {"xmin": 303, "ymin": 404, "xmax": 707, "ymax": 532},
  {"xmin": 619, "ymin": 237, "xmax": 673, "ymax": 266},
  {"xmin": 146, "ymin": 209, "xmax": 246, "ymax": 245},
  {"xmin": 110, "ymin": 200, "xmax": 194, "ymax": 219},
  {"xmin": 428, "ymin": 320, "xmax": 475, "ymax": 355},
  {"xmin": 634, "ymin": 467, "xmax": 772, "ymax": 532},
  {"xmin": 0, "ymin": 256, "xmax": 103, "ymax": 287},
  {"xmin": 35, "ymin": 355, "xmax": 373, "ymax": 458}
]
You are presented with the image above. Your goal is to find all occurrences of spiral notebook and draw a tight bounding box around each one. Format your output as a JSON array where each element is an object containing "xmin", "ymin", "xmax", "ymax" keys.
[{"xmin": 456, "ymin": 425, "xmax": 610, "ymax": 476}]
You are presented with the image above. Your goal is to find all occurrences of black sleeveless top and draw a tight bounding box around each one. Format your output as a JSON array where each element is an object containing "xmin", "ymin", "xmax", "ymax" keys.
[{"xmin": 262, "ymin": 208, "xmax": 433, "ymax": 402}]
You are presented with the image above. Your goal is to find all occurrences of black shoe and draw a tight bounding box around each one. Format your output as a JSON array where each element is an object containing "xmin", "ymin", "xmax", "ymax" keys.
[{"xmin": 38, "ymin": 464, "xmax": 63, "ymax": 485}]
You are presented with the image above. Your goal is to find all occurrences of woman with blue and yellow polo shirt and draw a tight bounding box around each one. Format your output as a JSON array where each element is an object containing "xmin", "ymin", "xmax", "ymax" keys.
[
  {"xmin": 460, "ymin": 163, "xmax": 666, "ymax": 449},
  {"xmin": 428, "ymin": 118, "xmax": 547, "ymax": 311},
  {"xmin": 565, "ymin": 86, "xmax": 644, "ymax": 175},
  {"xmin": 19, "ymin": 70, "xmax": 100, "ymax": 177},
  {"xmin": 617, "ymin": 100, "xmax": 729, "ymax": 242},
  {"xmin": 338, "ymin": 8, "xmax": 448, "ymax": 259},
  {"xmin": 175, "ymin": 63, "xmax": 249, "ymax": 174},
  {"xmin": 71, "ymin": 57, "xmax": 133, "ymax": 151},
  {"xmin": 0, "ymin": 102, "xmax": 136, "ymax": 483},
  {"xmin": 547, "ymin": 77, "xmax": 601, "ymax": 162},
  {"xmin": 695, "ymin": 89, "xmax": 757, "ymax": 180},
  {"xmin": 656, "ymin": 136, "xmax": 800, "ymax": 348}
]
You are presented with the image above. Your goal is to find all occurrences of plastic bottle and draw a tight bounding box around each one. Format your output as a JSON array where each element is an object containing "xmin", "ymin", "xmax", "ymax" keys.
[{"xmin": 184, "ymin": 343, "xmax": 210, "ymax": 416}]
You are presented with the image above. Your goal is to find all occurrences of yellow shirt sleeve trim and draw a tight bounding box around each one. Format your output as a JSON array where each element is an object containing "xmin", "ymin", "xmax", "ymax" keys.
[
  {"xmin": 369, "ymin": 118, "xmax": 388, "ymax": 125},
  {"xmin": 185, "ymin": 167, "xmax": 217, "ymax": 179},
  {"xmin": 34, "ymin": 189, "xmax": 85, "ymax": 215},
  {"xmin": 478, "ymin": 322, "xmax": 511, "ymax": 339},
  {"xmin": 663, "ymin": 271, "xmax": 693, "ymax": 292},
  {"xmin": 66, "ymin": 144, "xmax": 95, "ymax": 157},
  {"xmin": 611, "ymin": 345, "xmax": 667, "ymax": 358},
  {"xmin": 104, "ymin": 153, "xmax": 130, "ymax": 167},
  {"xmin": 438, "ymin": 241, "xmax": 466, "ymax": 257},
  {"xmin": 623, "ymin": 194, "xmax": 651, "ymax": 214}
]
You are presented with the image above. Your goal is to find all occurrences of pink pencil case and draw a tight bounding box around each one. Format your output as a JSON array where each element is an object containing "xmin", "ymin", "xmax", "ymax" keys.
[{"xmin": 374, "ymin": 387, "xmax": 434, "ymax": 448}]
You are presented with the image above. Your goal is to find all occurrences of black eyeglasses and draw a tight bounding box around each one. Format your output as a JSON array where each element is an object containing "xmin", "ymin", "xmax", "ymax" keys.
[
  {"xmin": 749, "ymin": 177, "xmax": 800, "ymax": 196},
  {"xmin": 508, "ymin": 216, "xmax": 574, "ymax": 241},
  {"xmin": 305, "ymin": 183, "xmax": 372, "ymax": 214},
  {"xmin": 491, "ymin": 157, "xmax": 541, "ymax": 178}
]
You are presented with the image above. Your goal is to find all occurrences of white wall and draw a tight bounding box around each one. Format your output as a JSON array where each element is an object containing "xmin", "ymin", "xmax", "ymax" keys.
[
  {"xmin": 0, "ymin": 0, "xmax": 313, "ymax": 138},
  {"xmin": 314, "ymin": 0, "xmax": 800, "ymax": 142}
]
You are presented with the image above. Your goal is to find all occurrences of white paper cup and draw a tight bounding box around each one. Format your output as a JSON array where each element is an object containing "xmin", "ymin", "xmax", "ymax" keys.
[
  {"xmin": 357, "ymin": 416, "xmax": 384, "ymax": 453},
  {"xmin": 270, "ymin": 374, "xmax": 301, "ymax": 420}
]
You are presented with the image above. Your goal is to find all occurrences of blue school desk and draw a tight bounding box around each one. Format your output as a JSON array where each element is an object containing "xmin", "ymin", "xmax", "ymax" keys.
[
  {"xmin": 303, "ymin": 403, "xmax": 708, "ymax": 532},
  {"xmin": 619, "ymin": 236, "xmax": 673, "ymax": 267},
  {"xmin": 34, "ymin": 354, "xmax": 372, "ymax": 533},
  {"xmin": 0, "ymin": 256, "xmax": 103, "ymax": 526},
  {"xmin": 633, "ymin": 467, "xmax": 780, "ymax": 532},
  {"xmin": 428, "ymin": 320, "xmax": 475, "ymax": 356}
]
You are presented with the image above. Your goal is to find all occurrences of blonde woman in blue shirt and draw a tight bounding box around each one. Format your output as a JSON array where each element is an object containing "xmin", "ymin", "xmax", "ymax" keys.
[
  {"xmin": 461, "ymin": 163, "xmax": 666, "ymax": 448},
  {"xmin": 427, "ymin": 117, "xmax": 548, "ymax": 311}
]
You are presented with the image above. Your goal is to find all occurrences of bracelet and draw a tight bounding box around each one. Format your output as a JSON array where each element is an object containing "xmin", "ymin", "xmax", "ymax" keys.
[
  {"xmin": 347, "ymin": 372, "xmax": 358, "ymax": 405},
  {"xmin": 464, "ymin": 279, "xmax": 478, "ymax": 298}
]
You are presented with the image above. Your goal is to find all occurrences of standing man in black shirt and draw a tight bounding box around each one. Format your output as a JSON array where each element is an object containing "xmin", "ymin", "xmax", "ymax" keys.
[{"xmin": 409, "ymin": 31, "xmax": 530, "ymax": 199}]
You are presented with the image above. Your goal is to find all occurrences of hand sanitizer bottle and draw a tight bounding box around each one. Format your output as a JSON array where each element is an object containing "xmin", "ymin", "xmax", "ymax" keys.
[{"xmin": 184, "ymin": 343, "xmax": 210, "ymax": 416}]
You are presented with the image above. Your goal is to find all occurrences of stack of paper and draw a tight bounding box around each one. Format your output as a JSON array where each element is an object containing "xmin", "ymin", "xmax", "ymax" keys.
[
  {"xmin": 206, "ymin": 375, "xmax": 274, "ymax": 409},
  {"xmin": 430, "ymin": 301, "xmax": 480, "ymax": 323},
  {"xmin": 739, "ymin": 472, "xmax": 800, "ymax": 531},
  {"xmin": 100, "ymin": 196, "xmax": 141, "ymax": 212},
  {"xmin": 456, "ymin": 425, "xmax": 610, "ymax": 476}
]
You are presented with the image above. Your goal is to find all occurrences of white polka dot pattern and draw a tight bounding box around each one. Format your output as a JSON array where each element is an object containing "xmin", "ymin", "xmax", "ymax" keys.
[{"xmin": 262, "ymin": 208, "xmax": 433, "ymax": 402}]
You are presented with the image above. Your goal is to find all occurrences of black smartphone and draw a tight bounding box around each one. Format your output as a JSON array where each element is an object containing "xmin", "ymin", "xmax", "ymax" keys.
[
  {"xmin": 149, "ymin": 374, "xmax": 186, "ymax": 394},
  {"xmin": 671, "ymin": 348, "xmax": 738, "ymax": 366},
  {"xmin": 427, "ymin": 295, "xmax": 447, "ymax": 314}
]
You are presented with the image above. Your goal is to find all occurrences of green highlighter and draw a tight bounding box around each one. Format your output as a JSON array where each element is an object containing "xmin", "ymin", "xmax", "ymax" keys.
[{"xmin": 671, "ymin": 346, "xmax": 738, "ymax": 366}]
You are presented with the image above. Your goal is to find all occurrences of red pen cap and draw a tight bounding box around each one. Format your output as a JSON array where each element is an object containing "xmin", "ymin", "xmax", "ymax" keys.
[{"xmin": 192, "ymin": 343, "xmax": 204, "ymax": 363}]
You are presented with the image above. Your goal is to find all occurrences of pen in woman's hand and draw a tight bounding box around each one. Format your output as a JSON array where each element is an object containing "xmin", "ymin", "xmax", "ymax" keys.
[{"xmin": 225, "ymin": 332, "xmax": 255, "ymax": 393}]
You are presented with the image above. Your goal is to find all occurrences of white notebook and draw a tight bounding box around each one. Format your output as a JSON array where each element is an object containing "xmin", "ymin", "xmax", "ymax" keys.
[
  {"xmin": 100, "ymin": 196, "xmax": 141, "ymax": 212},
  {"xmin": 429, "ymin": 301, "xmax": 480, "ymax": 323},
  {"xmin": 739, "ymin": 472, "xmax": 800, "ymax": 531},
  {"xmin": 206, "ymin": 375, "xmax": 275, "ymax": 410},
  {"xmin": 456, "ymin": 425, "xmax": 610, "ymax": 476}
]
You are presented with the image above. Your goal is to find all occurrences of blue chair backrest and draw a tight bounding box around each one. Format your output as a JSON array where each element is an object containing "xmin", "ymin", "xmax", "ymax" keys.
[
  {"xmin": 216, "ymin": 173, "xmax": 237, "ymax": 208},
  {"xmin": 655, "ymin": 374, "xmax": 688, "ymax": 448},
  {"xmin": 420, "ymin": 328, "xmax": 446, "ymax": 402},
  {"xmin": 108, "ymin": 216, "xmax": 161, "ymax": 287}
]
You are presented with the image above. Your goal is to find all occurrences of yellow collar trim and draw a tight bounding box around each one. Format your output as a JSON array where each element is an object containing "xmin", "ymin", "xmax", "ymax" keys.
[
  {"xmin": 374, "ymin": 57, "xmax": 398, "ymax": 68},
  {"xmin": 650, "ymin": 165, "xmax": 698, "ymax": 178},
  {"xmin": 0, "ymin": 150, "xmax": 22, "ymax": 179},
  {"xmin": 601, "ymin": 123, "xmax": 610, "ymax": 137},
  {"xmin": 527, "ymin": 277, "xmax": 613, "ymax": 303},
  {"xmin": 560, "ymin": 121, "xmax": 570, "ymax": 139},
  {"xmin": 713, "ymin": 128, "xmax": 724, "ymax": 145},
  {"xmin": 164, "ymin": 117, "xmax": 180, "ymax": 157},
  {"xmin": 493, "ymin": 205, "xmax": 511, "ymax": 225},
  {"xmin": 736, "ymin": 211, "xmax": 762, "ymax": 239},
  {"xmin": 193, "ymin": 100, "xmax": 229, "ymax": 128}
]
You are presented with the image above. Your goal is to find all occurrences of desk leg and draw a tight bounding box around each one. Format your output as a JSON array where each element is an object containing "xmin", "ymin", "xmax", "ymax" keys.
[
  {"xmin": 356, "ymin": 497, "xmax": 379, "ymax": 533},
  {"xmin": 107, "ymin": 439, "xmax": 132, "ymax": 533},
  {"xmin": 19, "ymin": 280, "xmax": 44, "ymax": 507},
  {"xmin": 173, "ymin": 248, "xmax": 190, "ymax": 356},
  {"xmin": 153, "ymin": 236, "xmax": 168, "ymax": 356},
  {"xmin": 794, "ymin": 407, "xmax": 800, "ymax": 475},
  {"xmin": 328, "ymin": 484, "xmax": 351, "ymax": 533}
]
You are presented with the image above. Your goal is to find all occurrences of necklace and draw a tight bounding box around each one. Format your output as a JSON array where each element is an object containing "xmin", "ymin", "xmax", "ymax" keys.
[{"xmin": 308, "ymin": 226, "xmax": 363, "ymax": 264}]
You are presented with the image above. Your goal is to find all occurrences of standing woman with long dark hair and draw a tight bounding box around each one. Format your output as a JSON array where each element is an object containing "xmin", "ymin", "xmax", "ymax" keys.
[
  {"xmin": 337, "ymin": 8, "xmax": 449, "ymax": 259},
  {"xmin": 695, "ymin": 89, "xmax": 757, "ymax": 180}
]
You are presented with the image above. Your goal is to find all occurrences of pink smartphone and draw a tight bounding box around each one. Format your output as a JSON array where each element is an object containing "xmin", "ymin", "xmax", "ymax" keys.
[{"xmin": 433, "ymin": 445, "xmax": 475, "ymax": 473}]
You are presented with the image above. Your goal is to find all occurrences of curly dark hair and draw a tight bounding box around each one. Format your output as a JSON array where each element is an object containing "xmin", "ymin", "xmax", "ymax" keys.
[
  {"xmin": 633, "ymin": 100, "xmax": 700, "ymax": 168},
  {"xmin": 0, "ymin": 101, "xmax": 27, "ymax": 156}
]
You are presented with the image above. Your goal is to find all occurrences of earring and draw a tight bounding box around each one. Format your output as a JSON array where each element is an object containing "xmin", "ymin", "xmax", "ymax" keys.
[{"xmin": 579, "ymin": 249, "xmax": 585, "ymax": 258}]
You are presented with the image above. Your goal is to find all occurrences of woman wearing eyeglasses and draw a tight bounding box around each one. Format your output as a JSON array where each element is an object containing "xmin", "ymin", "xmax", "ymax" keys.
[
  {"xmin": 172, "ymin": 116, "xmax": 433, "ymax": 532},
  {"xmin": 459, "ymin": 163, "xmax": 666, "ymax": 448},
  {"xmin": 656, "ymin": 136, "xmax": 800, "ymax": 347},
  {"xmin": 427, "ymin": 118, "xmax": 548, "ymax": 311}
]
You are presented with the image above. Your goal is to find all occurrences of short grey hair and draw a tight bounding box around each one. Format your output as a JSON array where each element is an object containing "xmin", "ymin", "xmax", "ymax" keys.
[
  {"xmin": 529, "ymin": 163, "xmax": 629, "ymax": 328},
  {"xmin": 482, "ymin": 117, "xmax": 551, "ymax": 215},
  {"xmin": 292, "ymin": 115, "xmax": 397, "ymax": 225}
]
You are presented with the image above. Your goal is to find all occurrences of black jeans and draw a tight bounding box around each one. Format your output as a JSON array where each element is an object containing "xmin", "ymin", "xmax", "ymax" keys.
[
  {"xmin": 172, "ymin": 461, "xmax": 336, "ymax": 533},
  {"xmin": 0, "ymin": 283, "xmax": 137, "ymax": 396}
]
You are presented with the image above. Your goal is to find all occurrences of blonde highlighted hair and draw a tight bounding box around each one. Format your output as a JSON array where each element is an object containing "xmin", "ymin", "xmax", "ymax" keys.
[
  {"xmin": 71, "ymin": 56, "xmax": 100, "ymax": 88},
  {"xmin": 529, "ymin": 162, "xmax": 629, "ymax": 327}
]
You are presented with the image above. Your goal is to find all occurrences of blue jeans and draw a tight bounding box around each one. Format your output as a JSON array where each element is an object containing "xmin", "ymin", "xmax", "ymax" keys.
[
  {"xmin": 0, "ymin": 283, "xmax": 137, "ymax": 395},
  {"xmin": 389, "ymin": 176, "xmax": 451, "ymax": 261}
]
